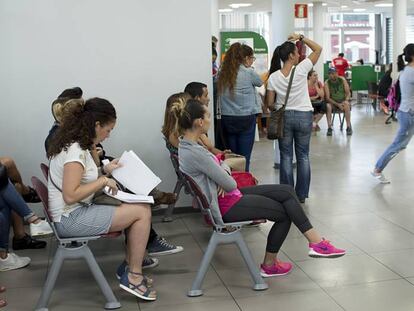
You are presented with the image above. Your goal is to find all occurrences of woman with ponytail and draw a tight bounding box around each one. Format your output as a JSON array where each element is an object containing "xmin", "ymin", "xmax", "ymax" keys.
[
  {"xmin": 217, "ymin": 43, "xmax": 263, "ymax": 171},
  {"xmin": 266, "ymin": 34, "xmax": 322, "ymax": 203},
  {"xmin": 47, "ymin": 98, "xmax": 157, "ymax": 301},
  {"xmin": 177, "ymin": 99, "xmax": 345, "ymax": 277},
  {"xmin": 372, "ymin": 43, "xmax": 414, "ymax": 184}
]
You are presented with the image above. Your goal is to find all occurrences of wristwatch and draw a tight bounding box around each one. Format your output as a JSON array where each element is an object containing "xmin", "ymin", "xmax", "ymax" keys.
[{"xmin": 299, "ymin": 34, "xmax": 305, "ymax": 41}]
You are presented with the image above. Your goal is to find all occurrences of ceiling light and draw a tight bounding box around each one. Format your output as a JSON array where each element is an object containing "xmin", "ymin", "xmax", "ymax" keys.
[
  {"xmin": 353, "ymin": 8, "xmax": 366, "ymax": 12},
  {"xmin": 341, "ymin": 5, "xmax": 348, "ymax": 8},
  {"xmin": 374, "ymin": 3, "xmax": 393, "ymax": 7},
  {"xmin": 308, "ymin": 3, "xmax": 313, "ymax": 7},
  {"xmin": 229, "ymin": 3, "xmax": 252, "ymax": 9},
  {"xmin": 219, "ymin": 8, "xmax": 233, "ymax": 12},
  {"xmin": 322, "ymin": 3, "xmax": 327, "ymax": 6}
]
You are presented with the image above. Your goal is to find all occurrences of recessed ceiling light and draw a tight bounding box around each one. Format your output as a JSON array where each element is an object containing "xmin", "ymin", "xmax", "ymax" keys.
[
  {"xmin": 374, "ymin": 3, "xmax": 393, "ymax": 7},
  {"xmin": 341, "ymin": 5, "xmax": 348, "ymax": 8},
  {"xmin": 219, "ymin": 8, "xmax": 233, "ymax": 12},
  {"xmin": 353, "ymin": 8, "xmax": 366, "ymax": 12},
  {"xmin": 229, "ymin": 3, "xmax": 252, "ymax": 9},
  {"xmin": 308, "ymin": 3, "xmax": 314, "ymax": 7},
  {"xmin": 322, "ymin": 3, "xmax": 328, "ymax": 6}
]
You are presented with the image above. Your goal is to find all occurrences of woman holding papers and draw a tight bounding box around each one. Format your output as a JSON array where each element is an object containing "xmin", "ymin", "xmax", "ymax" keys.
[
  {"xmin": 177, "ymin": 99, "xmax": 345, "ymax": 278},
  {"xmin": 47, "ymin": 98, "xmax": 156, "ymax": 301}
]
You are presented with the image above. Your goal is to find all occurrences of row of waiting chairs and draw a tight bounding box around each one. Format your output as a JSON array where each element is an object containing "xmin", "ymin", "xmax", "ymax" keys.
[{"xmin": 31, "ymin": 150, "xmax": 268, "ymax": 309}]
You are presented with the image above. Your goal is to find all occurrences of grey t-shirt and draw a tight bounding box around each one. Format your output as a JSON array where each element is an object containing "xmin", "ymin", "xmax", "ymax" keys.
[
  {"xmin": 178, "ymin": 138, "xmax": 237, "ymax": 225},
  {"xmin": 399, "ymin": 65, "xmax": 414, "ymax": 112}
]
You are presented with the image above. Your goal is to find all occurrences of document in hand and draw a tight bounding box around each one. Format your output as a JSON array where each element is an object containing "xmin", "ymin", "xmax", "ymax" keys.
[
  {"xmin": 104, "ymin": 187, "xmax": 154, "ymax": 204},
  {"xmin": 111, "ymin": 150, "xmax": 161, "ymax": 195}
]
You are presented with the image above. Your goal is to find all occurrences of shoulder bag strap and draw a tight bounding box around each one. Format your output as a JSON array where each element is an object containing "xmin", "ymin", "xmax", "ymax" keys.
[
  {"xmin": 282, "ymin": 65, "xmax": 297, "ymax": 108},
  {"xmin": 48, "ymin": 161, "xmax": 63, "ymax": 192}
]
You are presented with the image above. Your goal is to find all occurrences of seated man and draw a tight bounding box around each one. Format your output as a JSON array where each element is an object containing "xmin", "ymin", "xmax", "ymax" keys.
[{"xmin": 324, "ymin": 68, "xmax": 353, "ymax": 136}]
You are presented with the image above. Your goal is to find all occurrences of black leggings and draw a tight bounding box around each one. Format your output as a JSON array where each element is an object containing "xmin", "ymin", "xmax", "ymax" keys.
[{"xmin": 222, "ymin": 184, "xmax": 312, "ymax": 253}]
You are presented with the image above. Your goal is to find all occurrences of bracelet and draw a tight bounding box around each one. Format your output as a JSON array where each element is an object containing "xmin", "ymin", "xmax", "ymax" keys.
[{"xmin": 299, "ymin": 34, "xmax": 305, "ymax": 41}]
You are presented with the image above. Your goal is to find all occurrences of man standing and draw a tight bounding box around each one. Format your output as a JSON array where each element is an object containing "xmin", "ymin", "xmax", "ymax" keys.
[
  {"xmin": 332, "ymin": 53, "xmax": 350, "ymax": 77},
  {"xmin": 324, "ymin": 68, "xmax": 353, "ymax": 136}
]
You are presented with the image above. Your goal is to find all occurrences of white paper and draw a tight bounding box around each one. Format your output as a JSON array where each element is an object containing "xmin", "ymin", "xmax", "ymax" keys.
[
  {"xmin": 111, "ymin": 150, "xmax": 161, "ymax": 195},
  {"xmin": 104, "ymin": 187, "xmax": 154, "ymax": 204}
]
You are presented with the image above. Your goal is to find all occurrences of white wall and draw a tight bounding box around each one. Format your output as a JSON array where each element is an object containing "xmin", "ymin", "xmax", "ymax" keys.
[{"xmin": 0, "ymin": 0, "xmax": 212, "ymax": 206}]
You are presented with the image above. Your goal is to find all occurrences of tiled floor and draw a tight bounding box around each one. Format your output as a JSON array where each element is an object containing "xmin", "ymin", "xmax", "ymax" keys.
[{"xmin": 3, "ymin": 104, "xmax": 414, "ymax": 310}]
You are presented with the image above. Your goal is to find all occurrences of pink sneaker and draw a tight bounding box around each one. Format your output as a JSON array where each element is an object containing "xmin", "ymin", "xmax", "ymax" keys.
[
  {"xmin": 309, "ymin": 238, "xmax": 346, "ymax": 258},
  {"xmin": 260, "ymin": 259, "xmax": 293, "ymax": 277}
]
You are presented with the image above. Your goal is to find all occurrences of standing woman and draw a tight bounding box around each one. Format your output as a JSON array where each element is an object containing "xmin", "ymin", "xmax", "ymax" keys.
[
  {"xmin": 218, "ymin": 43, "xmax": 263, "ymax": 171},
  {"xmin": 266, "ymin": 34, "xmax": 322, "ymax": 203},
  {"xmin": 372, "ymin": 44, "xmax": 414, "ymax": 184}
]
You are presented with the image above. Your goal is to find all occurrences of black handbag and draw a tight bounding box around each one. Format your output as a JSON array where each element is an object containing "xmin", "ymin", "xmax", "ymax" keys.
[
  {"xmin": 267, "ymin": 66, "xmax": 296, "ymax": 140},
  {"xmin": 0, "ymin": 163, "xmax": 9, "ymax": 190}
]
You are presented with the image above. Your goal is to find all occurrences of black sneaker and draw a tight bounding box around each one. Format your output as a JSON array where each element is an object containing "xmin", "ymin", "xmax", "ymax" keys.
[
  {"xmin": 346, "ymin": 127, "xmax": 353, "ymax": 136},
  {"xmin": 12, "ymin": 234, "xmax": 47, "ymax": 250},
  {"xmin": 22, "ymin": 187, "xmax": 41, "ymax": 203},
  {"xmin": 327, "ymin": 128, "xmax": 333, "ymax": 136},
  {"xmin": 147, "ymin": 236, "xmax": 183, "ymax": 256}
]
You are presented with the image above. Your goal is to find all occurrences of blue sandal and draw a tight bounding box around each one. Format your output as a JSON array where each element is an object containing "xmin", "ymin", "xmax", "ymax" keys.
[{"xmin": 119, "ymin": 270, "xmax": 157, "ymax": 301}]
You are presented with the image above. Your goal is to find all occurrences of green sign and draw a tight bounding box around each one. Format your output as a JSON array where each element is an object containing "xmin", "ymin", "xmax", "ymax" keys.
[{"xmin": 220, "ymin": 31, "xmax": 269, "ymax": 76}]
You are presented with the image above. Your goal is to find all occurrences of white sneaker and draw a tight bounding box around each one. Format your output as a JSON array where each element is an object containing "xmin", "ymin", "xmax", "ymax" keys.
[
  {"xmin": 371, "ymin": 171, "xmax": 391, "ymax": 184},
  {"xmin": 0, "ymin": 253, "xmax": 31, "ymax": 271},
  {"xmin": 30, "ymin": 220, "xmax": 53, "ymax": 237}
]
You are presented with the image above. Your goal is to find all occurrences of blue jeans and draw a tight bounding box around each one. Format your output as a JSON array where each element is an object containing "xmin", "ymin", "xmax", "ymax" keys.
[
  {"xmin": 278, "ymin": 110, "xmax": 313, "ymax": 200},
  {"xmin": 0, "ymin": 180, "xmax": 34, "ymax": 251},
  {"xmin": 221, "ymin": 114, "xmax": 256, "ymax": 171},
  {"xmin": 375, "ymin": 110, "xmax": 414, "ymax": 171}
]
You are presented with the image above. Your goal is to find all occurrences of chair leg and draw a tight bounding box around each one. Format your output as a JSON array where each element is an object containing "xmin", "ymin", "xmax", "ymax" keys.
[
  {"xmin": 35, "ymin": 247, "xmax": 65, "ymax": 311},
  {"xmin": 339, "ymin": 113, "xmax": 345, "ymax": 130},
  {"xmin": 234, "ymin": 232, "xmax": 268, "ymax": 291},
  {"xmin": 188, "ymin": 231, "xmax": 219, "ymax": 297},
  {"xmin": 82, "ymin": 246, "xmax": 121, "ymax": 310},
  {"xmin": 163, "ymin": 180, "xmax": 184, "ymax": 222}
]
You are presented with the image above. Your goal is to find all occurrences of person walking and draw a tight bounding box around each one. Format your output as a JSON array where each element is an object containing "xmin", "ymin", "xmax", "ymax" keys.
[{"xmin": 372, "ymin": 44, "xmax": 414, "ymax": 184}]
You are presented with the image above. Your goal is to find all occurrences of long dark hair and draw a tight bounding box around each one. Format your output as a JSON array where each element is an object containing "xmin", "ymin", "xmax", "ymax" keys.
[
  {"xmin": 268, "ymin": 41, "xmax": 296, "ymax": 76},
  {"xmin": 218, "ymin": 43, "xmax": 253, "ymax": 94},
  {"xmin": 397, "ymin": 43, "xmax": 414, "ymax": 71},
  {"xmin": 47, "ymin": 97, "xmax": 116, "ymax": 158}
]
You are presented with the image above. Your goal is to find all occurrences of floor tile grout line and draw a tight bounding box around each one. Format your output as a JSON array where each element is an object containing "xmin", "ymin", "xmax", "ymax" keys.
[
  {"xmin": 280, "ymin": 251, "xmax": 346, "ymax": 311},
  {"xmin": 181, "ymin": 216, "xmax": 243, "ymax": 311}
]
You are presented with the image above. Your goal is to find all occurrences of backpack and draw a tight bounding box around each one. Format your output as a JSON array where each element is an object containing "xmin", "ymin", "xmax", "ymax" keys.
[{"xmin": 387, "ymin": 79, "xmax": 401, "ymax": 112}]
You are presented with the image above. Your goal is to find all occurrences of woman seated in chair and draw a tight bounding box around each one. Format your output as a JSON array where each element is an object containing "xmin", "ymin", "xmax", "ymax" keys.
[
  {"xmin": 175, "ymin": 99, "xmax": 345, "ymax": 277},
  {"xmin": 46, "ymin": 98, "xmax": 156, "ymax": 301},
  {"xmin": 307, "ymin": 70, "xmax": 328, "ymax": 132},
  {"xmin": 162, "ymin": 92, "xmax": 245, "ymax": 171}
]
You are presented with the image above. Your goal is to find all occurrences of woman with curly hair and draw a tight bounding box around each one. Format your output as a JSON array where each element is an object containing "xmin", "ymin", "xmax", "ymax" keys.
[
  {"xmin": 217, "ymin": 43, "xmax": 263, "ymax": 171},
  {"xmin": 47, "ymin": 98, "xmax": 156, "ymax": 301}
]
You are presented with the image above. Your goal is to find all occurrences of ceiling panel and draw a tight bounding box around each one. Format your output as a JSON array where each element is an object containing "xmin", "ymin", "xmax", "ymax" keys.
[{"xmin": 218, "ymin": 0, "xmax": 413, "ymax": 14}]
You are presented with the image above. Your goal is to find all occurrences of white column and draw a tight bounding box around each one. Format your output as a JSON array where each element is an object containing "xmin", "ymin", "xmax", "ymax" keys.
[
  {"xmin": 271, "ymin": 0, "xmax": 296, "ymax": 166},
  {"xmin": 313, "ymin": 2, "xmax": 324, "ymax": 79},
  {"xmin": 271, "ymin": 0, "xmax": 294, "ymax": 51},
  {"xmin": 392, "ymin": 0, "xmax": 406, "ymax": 79},
  {"xmin": 211, "ymin": 0, "xmax": 219, "ymax": 55}
]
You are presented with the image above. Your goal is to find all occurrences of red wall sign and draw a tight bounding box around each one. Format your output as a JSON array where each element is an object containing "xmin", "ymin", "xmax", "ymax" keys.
[{"xmin": 295, "ymin": 4, "xmax": 308, "ymax": 18}]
